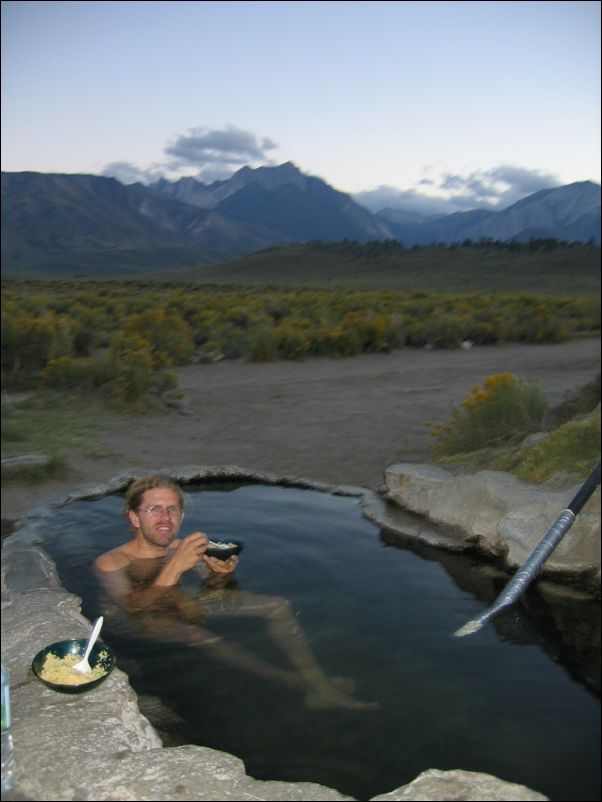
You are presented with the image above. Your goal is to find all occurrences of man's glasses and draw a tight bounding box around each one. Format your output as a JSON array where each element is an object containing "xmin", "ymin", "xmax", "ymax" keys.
[{"xmin": 138, "ymin": 505, "xmax": 183, "ymax": 518}]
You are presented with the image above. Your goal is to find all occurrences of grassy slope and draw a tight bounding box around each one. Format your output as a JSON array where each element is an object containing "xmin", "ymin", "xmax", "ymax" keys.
[
  {"xmin": 138, "ymin": 242, "xmax": 601, "ymax": 297},
  {"xmin": 436, "ymin": 377, "xmax": 601, "ymax": 485},
  {"xmin": 1, "ymin": 391, "xmax": 118, "ymax": 484}
]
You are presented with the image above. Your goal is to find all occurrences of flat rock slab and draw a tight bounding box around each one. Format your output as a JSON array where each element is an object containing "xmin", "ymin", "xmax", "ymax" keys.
[{"xmin": 384, "ymin": 464, "xmax": 601, "ymax": 583}]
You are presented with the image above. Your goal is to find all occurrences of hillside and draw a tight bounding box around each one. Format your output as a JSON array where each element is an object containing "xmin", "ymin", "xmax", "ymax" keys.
[
  {"xmin": 140, "ymin": 240, "xmax": 601, "ymax": 297},
  {"xmin": 0, "ymin": 171, "xmax": 275, "ymax": 275}
]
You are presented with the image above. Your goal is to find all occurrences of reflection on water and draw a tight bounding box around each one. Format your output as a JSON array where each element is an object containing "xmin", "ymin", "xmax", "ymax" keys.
[
  {"xmin": 379, "ymin": 528, "xmax": 601, "ymax": 695},
  {"xmin": 40, "ymin": 483, "xmax": 600, "ymax": 802}
]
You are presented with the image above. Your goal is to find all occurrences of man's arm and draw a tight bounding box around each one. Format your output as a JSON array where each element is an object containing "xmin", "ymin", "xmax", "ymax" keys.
[
  {"xmin": 94, "ymin": 534, "xmax": 237, "ymax": 612},
  {"xmin": 93, "ymin": 537, "xmax": 198, "ymax": 613}
]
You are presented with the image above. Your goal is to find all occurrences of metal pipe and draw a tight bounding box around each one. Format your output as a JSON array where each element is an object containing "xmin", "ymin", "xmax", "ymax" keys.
[{"xmin": 454, "ymin": 461, "xmax": 600, "ymax": 637}]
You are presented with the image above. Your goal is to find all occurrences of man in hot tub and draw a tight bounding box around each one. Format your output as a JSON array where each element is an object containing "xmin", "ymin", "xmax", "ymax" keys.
[{"xmin": 95, "ymin": 473, "xmax": 377, "ymax": 711}]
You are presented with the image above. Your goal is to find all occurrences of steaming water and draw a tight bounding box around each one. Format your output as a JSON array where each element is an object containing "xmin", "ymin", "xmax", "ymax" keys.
[{"xmin": 40, "ymin": 483, "xmax": 600, "ymax": 801}]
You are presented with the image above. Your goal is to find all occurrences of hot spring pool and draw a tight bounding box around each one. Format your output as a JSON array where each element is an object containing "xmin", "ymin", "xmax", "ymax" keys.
[{"xmin": 40, "ymin": 482, "xmax": 600, "ymax": 801}]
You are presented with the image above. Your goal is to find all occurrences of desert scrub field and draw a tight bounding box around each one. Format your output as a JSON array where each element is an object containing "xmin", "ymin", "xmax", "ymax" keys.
[{"xmin": 2, "ymin": 280, "xmax": 599, "ymax": 406}]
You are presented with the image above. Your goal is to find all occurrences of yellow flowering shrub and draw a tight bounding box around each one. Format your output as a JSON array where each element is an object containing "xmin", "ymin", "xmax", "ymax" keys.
[{"xmin": 432, "ymin": 373, "xmax": 547, "ymax": 455}]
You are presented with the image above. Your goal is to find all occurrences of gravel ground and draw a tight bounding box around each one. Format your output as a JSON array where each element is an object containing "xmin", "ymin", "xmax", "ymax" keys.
[{"xmin": 2, "ymin": 337, "xmax": 600, "ymax": 523}]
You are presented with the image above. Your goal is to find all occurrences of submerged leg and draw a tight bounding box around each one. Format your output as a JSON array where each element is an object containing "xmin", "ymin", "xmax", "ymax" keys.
[
  {"xmin": 189, "ymin": 626, "xmax": 304, "ymax": 688},
  {"xmin": 207, "ymin": 591, "xmax": 379, "ymax": 710},
  {"xmin": 132, "ymin": 607, "xmax": 303, "ymax": 688}
]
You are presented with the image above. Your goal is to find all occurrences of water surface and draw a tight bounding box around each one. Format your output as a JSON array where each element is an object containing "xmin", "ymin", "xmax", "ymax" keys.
[{"xmin": 41, "ymin": 483, "xmax": 600, "ymax": 801}]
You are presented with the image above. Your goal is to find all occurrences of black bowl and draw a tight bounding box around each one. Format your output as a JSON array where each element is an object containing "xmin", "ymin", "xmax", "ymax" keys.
[
  {"xmin": 205, "ymin": 538, "xmax": 244, "ymax": 561},
  {"xmin": 32, "ymin": 638, "xmax": 116, "ymax": 694}
]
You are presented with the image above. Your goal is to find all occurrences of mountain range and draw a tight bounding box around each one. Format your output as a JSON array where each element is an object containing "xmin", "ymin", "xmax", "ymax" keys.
[{"xmin": 1, "ymin": 163, "xmax": 600, "ymax": 277}]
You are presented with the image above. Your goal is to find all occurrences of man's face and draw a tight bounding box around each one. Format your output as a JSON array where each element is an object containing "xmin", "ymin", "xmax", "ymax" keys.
[{"xmin": 128, "ymin": 487, "xmax": 184, "ymax": 550}]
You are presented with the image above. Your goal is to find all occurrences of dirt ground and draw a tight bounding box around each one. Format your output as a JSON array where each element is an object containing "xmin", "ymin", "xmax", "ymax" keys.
[{"xmin": 2, "ymin": 337, "xmax": 600, "ymax": 523}]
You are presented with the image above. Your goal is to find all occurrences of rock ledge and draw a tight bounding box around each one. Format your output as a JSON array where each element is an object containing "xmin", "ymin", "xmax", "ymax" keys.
[{"xmin": 1, "ymin": 465, "xmax": 550, "ymax": 801}]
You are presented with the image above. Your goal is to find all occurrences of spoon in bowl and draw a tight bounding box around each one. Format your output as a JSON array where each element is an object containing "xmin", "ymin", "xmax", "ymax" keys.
[{"xmin": 73, "ymin": 616, "xmax": 104, "ymax": 673}]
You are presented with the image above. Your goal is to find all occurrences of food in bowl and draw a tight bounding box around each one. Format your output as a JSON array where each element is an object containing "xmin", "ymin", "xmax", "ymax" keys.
[
  {"xmin": 39, "ymin": 651, "xmax": 109, "ymax": 685},
  {"xmin": 205, "ymin": 539, "xmax": 244, "ymax": 560},
  {"xmin": 32, "ymin": 638, "xmax": 116, "ymax": 693}
]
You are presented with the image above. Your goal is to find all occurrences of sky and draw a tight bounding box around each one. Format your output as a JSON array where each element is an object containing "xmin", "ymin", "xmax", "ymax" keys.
[{"xmin": 1, "ymin": 0, "xmax": 600, "ymax": 215}]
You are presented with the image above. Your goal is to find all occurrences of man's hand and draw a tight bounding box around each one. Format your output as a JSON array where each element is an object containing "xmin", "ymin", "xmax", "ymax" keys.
[
  {"xmin": 203, "ymin": 554, "xmax": 239, "ymax": 574},
  {"xmin": 154, "ymin": 532, "xmax": 209, "ymax": 586}
]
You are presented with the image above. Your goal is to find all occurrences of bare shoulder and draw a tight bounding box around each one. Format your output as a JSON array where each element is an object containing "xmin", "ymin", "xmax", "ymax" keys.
[{"xmin": 94, "ymin": 546, "xmax": 132, "ymax": 573}]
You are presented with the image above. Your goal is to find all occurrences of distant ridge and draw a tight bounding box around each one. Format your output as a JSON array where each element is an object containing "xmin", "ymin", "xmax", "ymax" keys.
[
  {"xmin": 376, "ymin": 181, "xmax": 601, "ymax": 246},
  {"xmin": 1, "ymin": 164, "xmax": 600, "ymax": 277}
]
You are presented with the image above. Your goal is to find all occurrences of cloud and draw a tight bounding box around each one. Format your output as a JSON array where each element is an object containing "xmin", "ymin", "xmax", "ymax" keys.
[
  {"xmin": 165, "ymin": 125, "xmax": 277, "ymax": 166},
  {"xmin": 102, "ymin": 125, "xmax": 279, "ymax": 184},
  {"xmin": 353, "ymin": 186, "xmax": 457, "ymax": 218},
  {"xmin": 354, "ymin": 165, "xmax": 562, "ymax": 216},
  {"xmin": 101, "ymin": 160, "xmax": 165, "ymax": 185},
  {"xmin": 486, "ymin": 165, "xmax": 560, "ymax": 196},
  {"xmin": 439, "ymin": 165, "xmax": 559, "ymax": 208},
  {"xmin": 164, "ymin": 126, "xmax": 278, "ymax": 181}
]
